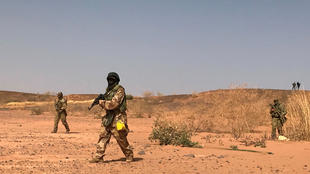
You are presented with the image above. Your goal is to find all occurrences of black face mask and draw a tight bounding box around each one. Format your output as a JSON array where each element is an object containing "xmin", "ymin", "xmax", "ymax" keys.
[
  {"xmin": 107, "ymin": 77, "xmax": 118, "ymax": 90},
  {"xmin": 57, "ymin": 93, "xmax": 63, "ymax": 99},
  {"xmin": 108, "ymin": 78, "xmax": 116, "ymax": 85}
]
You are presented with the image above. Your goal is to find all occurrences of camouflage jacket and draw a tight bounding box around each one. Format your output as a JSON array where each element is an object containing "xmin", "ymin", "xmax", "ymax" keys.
[
  {"xmin": 100, "ymin": 85, "xmax": 127, "ymax": 127},
  {"xmin": 270, "ymin": 103, "xmax": 287, "ymax": 118},
  {"xmin": 54, "ymin": 97, "xmax": 67, "ymax": 115}
]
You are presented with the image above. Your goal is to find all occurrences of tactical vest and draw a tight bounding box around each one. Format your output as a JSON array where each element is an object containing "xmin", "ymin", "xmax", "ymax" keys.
[
  {"xmin": 55, "ymin": 98, "xmax": 67, "ymax": 115},
  {"xmin": 55, "ymin": 98, "xmax": 65, "ymax": 110},
  {"xmin": 102, "ymin": 85, "xmax": 127, "ymax": 127},
  {"xmin": 104, "ymin": 84, "xmax": 127, "ymax": 112},
  {"xmin": 271, "ymin": 104, "xmax": 284, "ymax": 118}
]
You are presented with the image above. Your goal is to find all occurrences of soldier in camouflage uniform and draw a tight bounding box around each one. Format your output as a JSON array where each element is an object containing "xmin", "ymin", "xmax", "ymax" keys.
[
  {"xmin": 89, "ymin": 72, "xmax": 133, "ymax": 163},
  {"xmin": 51, "ymin": 92, "xmax": 70, "ymax": 133},
  {"xmin": 270, "ymin": 99, "xmax": 287, "ymax": 139}
]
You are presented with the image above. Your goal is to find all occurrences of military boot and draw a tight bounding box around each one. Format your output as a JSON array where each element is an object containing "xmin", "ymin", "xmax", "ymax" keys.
[
  {"xmin": 126, "ymin": 155, "xmax": 133, "ymax": 162},
  {"xmin": 89, "ymin": 157, "xmax": 104, "ymax": 163}
]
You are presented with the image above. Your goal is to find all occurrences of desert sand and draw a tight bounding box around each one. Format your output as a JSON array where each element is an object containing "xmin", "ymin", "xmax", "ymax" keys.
[{"xmin": 1, "ymin": 110, "xmax": 310, "ymax": 174}]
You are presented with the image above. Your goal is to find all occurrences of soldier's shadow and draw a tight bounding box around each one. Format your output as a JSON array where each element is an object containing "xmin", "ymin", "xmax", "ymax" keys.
[
  {"xmin": 103, "ymin": 157, "xmax": 143, "ymax": 163},
  {"xmin": 67, "ymin": 132, "xmax": 80, "ymax": 134}
]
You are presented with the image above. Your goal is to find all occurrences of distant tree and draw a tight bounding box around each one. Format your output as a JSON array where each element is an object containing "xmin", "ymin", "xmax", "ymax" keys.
[
  {"xmin": 143, "ymin": 91, "xmax": 153, "ymax": 97},
  {"xmin": 157, "ymin": 92, "xmax": 164, "ymax": 96},
  {"xmin": 126, "ymin": 94, "xmax": 134, "ymax": 100}
]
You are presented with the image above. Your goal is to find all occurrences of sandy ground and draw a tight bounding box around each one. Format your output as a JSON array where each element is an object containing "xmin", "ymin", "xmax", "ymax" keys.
[{"xmin": 1, "ymin": 110, "xmax": 310, "ymax": 174}]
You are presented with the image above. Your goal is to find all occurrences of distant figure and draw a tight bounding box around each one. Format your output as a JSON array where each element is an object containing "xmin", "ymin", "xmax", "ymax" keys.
[
  {"xmin": 89, "ymin": 72, "xmax": 133, "ymax": 163},
  {"xmin": 292, "ymin": 82, "xmax": 296, "ymax": 90},
  {"xmin": 269, "ymin": 99, "xmax": 287, "ymax": 140},
  {"xmin": 297, "ymin": 82, "xmax": 301, "ymax": 90},
  {"xmin": 51, "ymin": 92, "xmax": 70, "ymax": 133}
]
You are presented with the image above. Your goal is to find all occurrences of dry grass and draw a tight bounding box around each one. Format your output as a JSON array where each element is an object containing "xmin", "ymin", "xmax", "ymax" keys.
[
  {"xmin": 127, "ymin": 98, "xmax": 154, "ymax": 118},
  {"xmin": 142, "ymin": 91, "xmax": 154, "ymax": 97},
  {"xmin": 239, "ymin": 134, "xmax": 267, "ymax": 148},
  {"xmin": 153, "ymin": 89, "xmax": 271, "ymax": 135},
  {"xmin": 30, "ymin": 107, "xmax": 43, "ymax": 115},
  {"xmin": 2, "ymin": 89, "xmax": 306, "ymax": 139},
  {"xmin": 285, "ymin": 90, "xmax": 310, "ymax": 140}
]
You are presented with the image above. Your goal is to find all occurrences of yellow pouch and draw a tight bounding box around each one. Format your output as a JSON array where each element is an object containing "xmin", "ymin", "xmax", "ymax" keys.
[{"xmin": 116, "ymin": 120, "xmax": 126, "ymax": 131}]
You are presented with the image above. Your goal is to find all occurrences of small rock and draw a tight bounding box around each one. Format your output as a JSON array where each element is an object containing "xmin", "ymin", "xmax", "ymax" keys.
[
  {"xmin": 184, "ymin": 154, "xmax": 195, "ymax": 158},
  {"xmin": 217, "ymin": 155, "xmax": 224, "ymax": 159},
  {"xmin": 138, "ymin": 150, "xmax": 145, "ymax": 155},
  {"xmin": 144, "ymin": 144, "xmax": 151, "ymax": 149}
]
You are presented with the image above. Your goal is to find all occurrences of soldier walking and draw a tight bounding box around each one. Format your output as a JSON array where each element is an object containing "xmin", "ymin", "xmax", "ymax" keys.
[
  {"xmin": 297, "ymin": 82, "xmax": 301, "ymax": 90},
  {"xmin": 292, "ymin": 82, "xmax": 296, "ymax": 90},
  {"xmin": 270, "ymin": 99, "xmax": 287, "ymax": 140},
  {"xmin": 51, "ymin": 92, "xmax": 70, "ymax": 133},
  {"xmin": 89, "ymin": 72, "xmax": 133, "ymax": 163}
]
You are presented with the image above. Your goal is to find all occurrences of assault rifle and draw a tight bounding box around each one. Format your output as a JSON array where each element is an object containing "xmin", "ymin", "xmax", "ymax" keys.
[
  {"xmin": 88, "ymin": 94, "xmax": 105, "ymax": 110},
  {"xmin": 269, "ymin": 104, "xmax": 287, "ymax": 124}
]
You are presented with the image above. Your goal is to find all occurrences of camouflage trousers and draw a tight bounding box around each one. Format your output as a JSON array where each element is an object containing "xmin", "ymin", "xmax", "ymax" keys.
[
  {"xmin": 95, "ymin": 125, "xmax": 133, "ymax": 159},
  {"xmin": 271, "ymin": 117, "xmax": 283, "ymax": 139},
  {"xmin": 53, "ymin": 112, "xmax": 70, "ymax": 132}
]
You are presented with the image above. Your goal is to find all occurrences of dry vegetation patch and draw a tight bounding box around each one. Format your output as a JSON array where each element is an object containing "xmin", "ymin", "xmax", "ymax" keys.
[
  {"xmin": 149, "ymin": 117, "xmax": 200, "ymax": 147},
  {"xmin": 3, "ymin": 89, "xmax": 310, "ymax": 142},
  {"xmin": 285, "ymin": 90, "xmax": 310, "ymax": 140}
]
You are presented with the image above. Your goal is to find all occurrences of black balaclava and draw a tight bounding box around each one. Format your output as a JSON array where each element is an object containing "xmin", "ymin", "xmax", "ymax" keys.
[
  {"xmin": 57, "ymin": 92, "xmax": 63, "ymax": 99},
  {"xmin": 106, "ymin": 72, "xmax": 120, "ymax": 91}
]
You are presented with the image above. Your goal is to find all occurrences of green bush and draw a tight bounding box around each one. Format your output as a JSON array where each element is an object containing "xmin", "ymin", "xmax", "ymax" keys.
[
  {"xmin": 126, "ymin": 94, "xmax": 134, "ymax": 100},
  {"xmin": 149, "ymin": 119, "xmax": 200, "ymax": 147}
]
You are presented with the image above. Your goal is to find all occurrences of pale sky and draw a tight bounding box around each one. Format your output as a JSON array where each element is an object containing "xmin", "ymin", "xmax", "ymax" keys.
[{"xmin": 0, "ymin": 1, "xmax": 309, "ymax": 96}]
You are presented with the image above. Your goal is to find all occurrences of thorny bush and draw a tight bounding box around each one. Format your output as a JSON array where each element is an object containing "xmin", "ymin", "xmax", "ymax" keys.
[{"xmin": 149, "ymin": 118, "xmax": 200, "ymax": 147}]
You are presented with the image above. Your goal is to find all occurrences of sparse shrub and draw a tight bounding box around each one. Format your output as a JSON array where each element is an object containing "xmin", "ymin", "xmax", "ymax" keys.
[
  {"xmin": 230, "ymin": 120, "xmax": 247, "ymax": 140},
  {"xmin": 231, "ymin": 128, "xmax": 243, "ymax": 140},
  {"xmin": 157, "ymin": 92, "xmax": 164, "ymax": 96},
  {"xmin": 230, "ymin": 145, "xmax": 238, "ymax": 150},
  {"xmin": 229, "ymin": 82, "xmax": 248, "ymax": 89},
  {"xmin": 128, "ymin": 99, "xmax": 153, "ymax": 118},
  {"xmin": 126, "ymin": 94, "xmax": 134, "ymax": 100},
  {"xmin": 135, "ymin": 114, "xmax": 143, "ymax": 118},
  {"xmin": 240, "ymin": 135, "xmax": 266, "ymax": 148},
  {"xmin": 31, "ymin": 107, "xmax": 43, "ymax": 115},
  {"xmin": 149, "ymin": 118, "xmax": 200, "ymax": 147},
  {"xmin": 191, "ymin": 91, "xmax": 198, "ymax": 98},
  {"xmin": 285, "ymin": 91, "xmax": 310, "ymax": 140},
  {"xmin": 143, "ymin": 91, "xmax": 153, "ymax": 98},
  {"xmin": 254, "ymin": 137, "xmax": 266, "ymax": 148},
  {"xmin": 43, "ymin": 91, "xmax": 56, "ymax": 96},
  {"xmin": 204, "ymin": 135, "xmax": 212, "ymax": 143}
]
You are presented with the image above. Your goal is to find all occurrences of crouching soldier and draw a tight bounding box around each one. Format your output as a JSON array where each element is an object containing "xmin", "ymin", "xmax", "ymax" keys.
[{"xmin": 89, "ymin": 72, "xmax": 133, "ymax": 163}]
